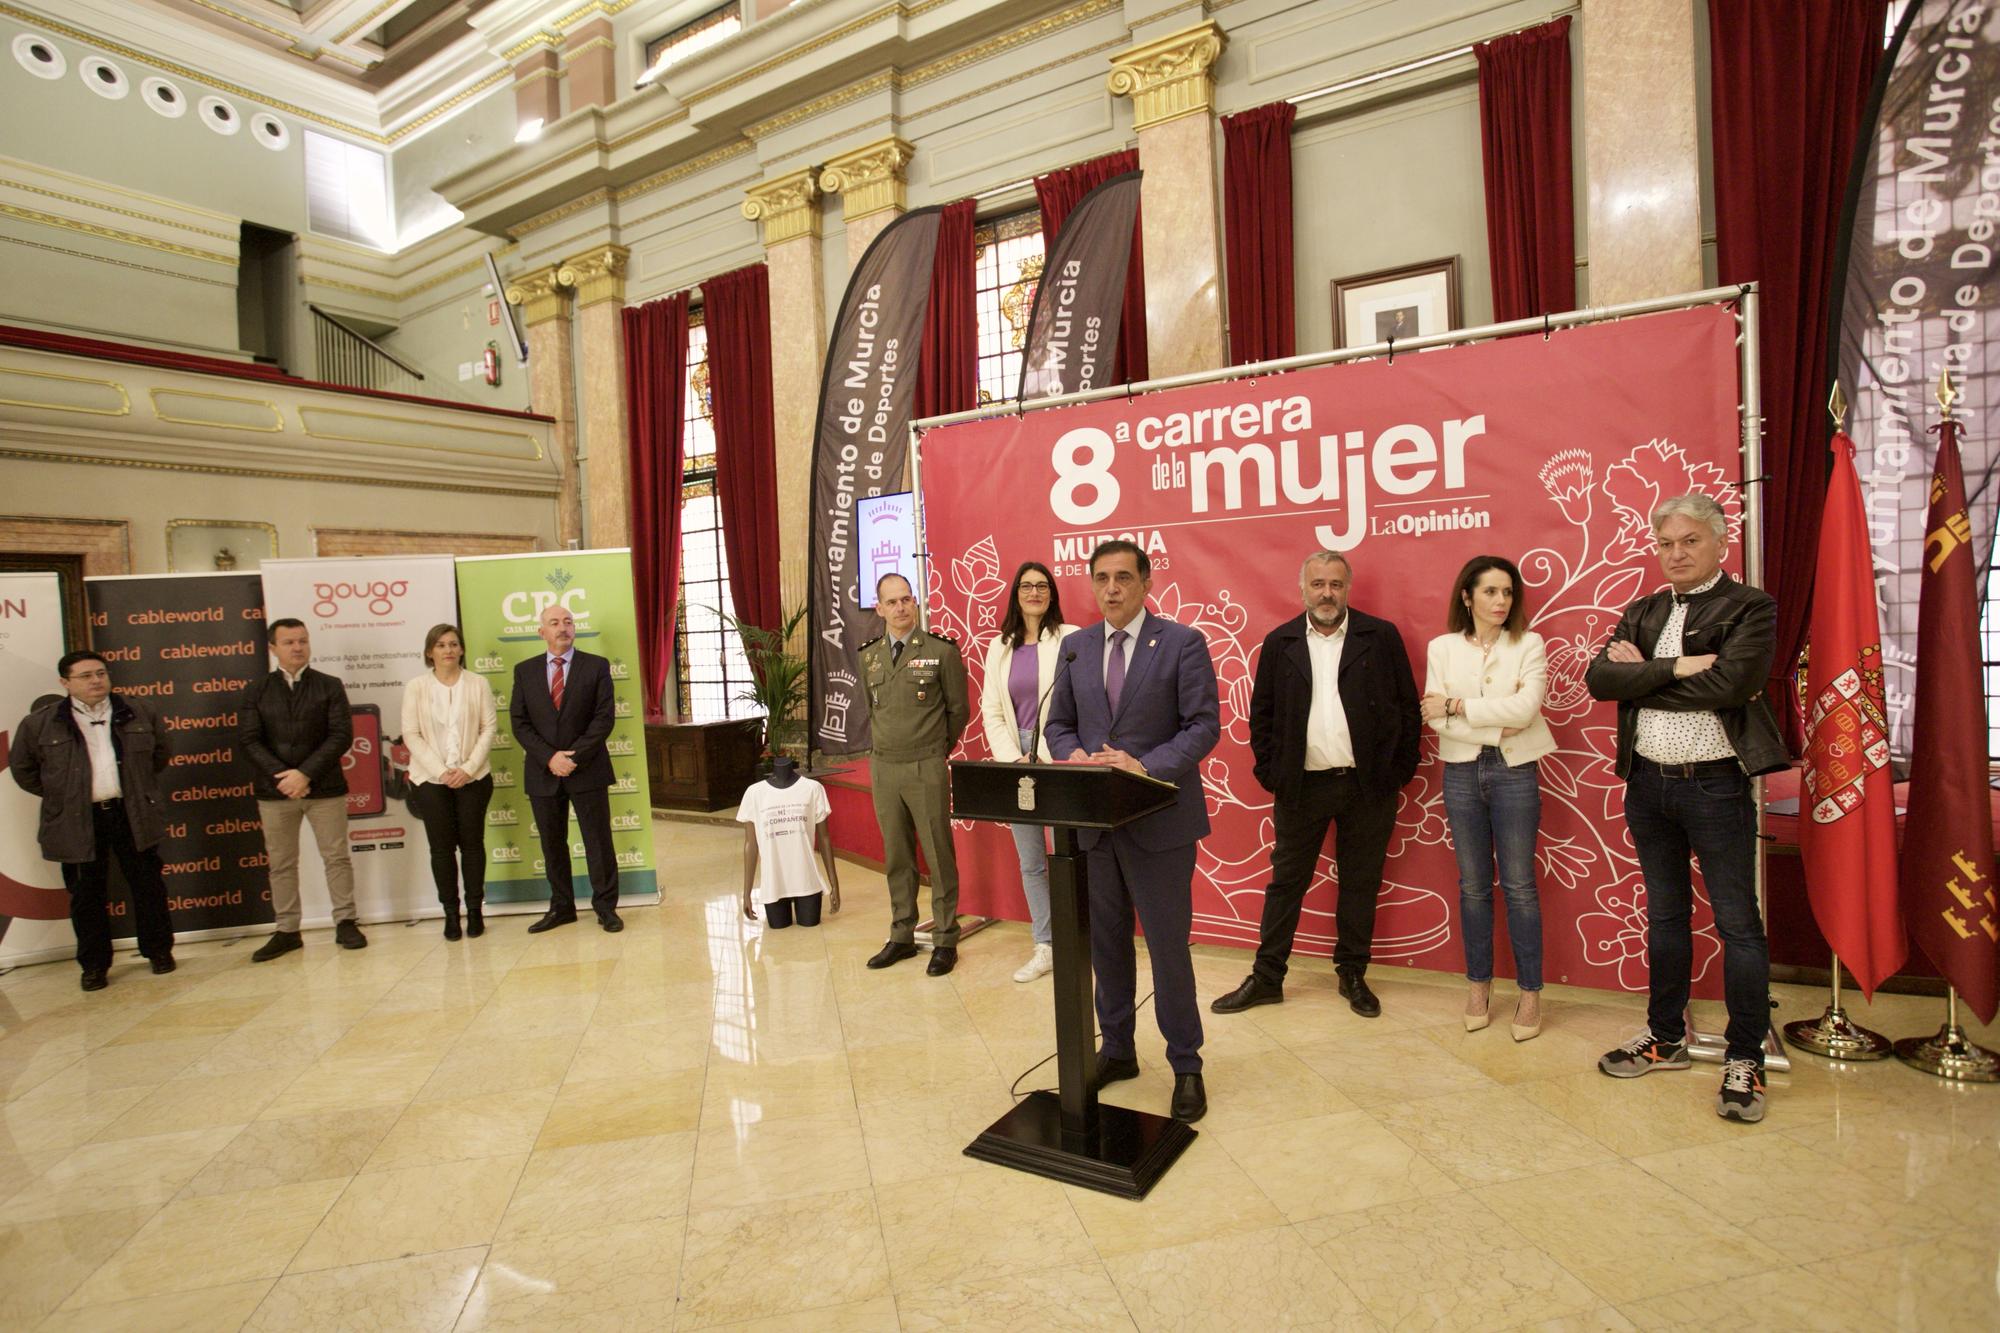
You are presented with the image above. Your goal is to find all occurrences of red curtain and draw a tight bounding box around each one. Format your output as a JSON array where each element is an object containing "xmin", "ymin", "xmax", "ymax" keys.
[
  {"xmin": 1709, "ymin": 0, "xmax": 1888, "ymax": 731},
  {"xmin": 621, "ymin": 291, "xmax": 690, "ymax": 721},
  {"xmin": 1221, "ymin": 102, "xmax": 1297, "ymax": 365},
  {"xmin": 1035, "ymin": 149, "xmax": 1148, "ymax": 382},
  {"xmin": 1474, "ymin": 16, "xmax": 1576, "ymax": 322},
  {"xmin": 702, "ymin": 263, "xmax": 782, "ymax": 637},
  {"xmin": 916, "ymin": 198, "xmax": 978, "ymax": 419}
]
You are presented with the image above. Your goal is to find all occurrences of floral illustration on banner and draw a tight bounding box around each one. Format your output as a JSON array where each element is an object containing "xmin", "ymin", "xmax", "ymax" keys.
[{"xmin": 924, "ymin": 428, "xmax": 1742, "ymax": 995}]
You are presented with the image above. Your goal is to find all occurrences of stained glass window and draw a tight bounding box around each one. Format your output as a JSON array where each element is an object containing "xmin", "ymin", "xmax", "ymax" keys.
[{"xmin": 972, "ymin": 207, "xmax": 1046, "ymax": 405}]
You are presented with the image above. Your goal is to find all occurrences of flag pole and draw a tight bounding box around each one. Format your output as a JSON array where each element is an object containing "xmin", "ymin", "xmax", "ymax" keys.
[
  {"xmin": 1894, "ymin": 986, "xmax": 2000, "ymax": 1082},
  {"xmin": 1891, "ymin": 369, "xmax": 1999, "ymax": 1082},
  {"xmin": 1783, "ymin": 382, "xmax": 1895, "ymax": 1061}
]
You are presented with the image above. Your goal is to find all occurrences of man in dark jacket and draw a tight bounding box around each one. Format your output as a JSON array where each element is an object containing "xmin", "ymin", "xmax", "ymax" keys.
[
  {"xmin": 8, "ymin": 651, "xmax": 176, "ymax": 990},
  {"xmin": 1213, "ymin": 551, "xmax": 1422, "ymax": 1019},
  {"xmin": 1585, "ymin": 492, "xmax": 1786, "ymax": 1125},
  {"xmin": 511, "ymin": 602, "xmax": 622, "ymax": 932},
  {"xmin": 238, "ymin": 618, "xmax": 362, "ymax": 960}
]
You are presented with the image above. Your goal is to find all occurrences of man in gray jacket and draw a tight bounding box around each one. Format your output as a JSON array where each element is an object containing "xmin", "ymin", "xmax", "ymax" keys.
[{"xmin": 8, "ymin": 650, "xmax": 176, "ymax": 991}]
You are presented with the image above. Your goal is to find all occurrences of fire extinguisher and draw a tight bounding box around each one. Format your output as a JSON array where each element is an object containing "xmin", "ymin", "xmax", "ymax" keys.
[{"xmin": 482, "ymin": 340, "xmax": 501, "ymax": 387}]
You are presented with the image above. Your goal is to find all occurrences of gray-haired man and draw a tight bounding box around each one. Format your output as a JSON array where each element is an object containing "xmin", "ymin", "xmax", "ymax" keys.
[{"xmin": 1584, "ymin": 493, "xmax": 1788, "ymax": 1123}]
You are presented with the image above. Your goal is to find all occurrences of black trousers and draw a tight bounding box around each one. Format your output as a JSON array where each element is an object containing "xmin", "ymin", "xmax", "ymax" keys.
[
  {"xmin": 414, "ymin": 777, "xmax": 493, "ymax": 910},
  {"xmin": 764, "ymin": 894, "xmax": 824, "ymax": 928},
  {"xmin": 529, "ymin": 783, "xmax": 620, "ymax": 916},
  {"xmin": 1254, "ymin": 769, "xmax": 1398, "ymax": 982},
  {"xmin": 62, "ymin": 799, "xmax": 175, "ymax": 973}
]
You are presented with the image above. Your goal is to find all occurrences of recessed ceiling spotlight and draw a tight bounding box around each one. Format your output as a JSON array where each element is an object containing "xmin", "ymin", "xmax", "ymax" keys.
[
  {"xmin": 199, "ymin": 95, "xmax": 240, "ymax": 135},
  {"xmin": 79, "ymin": 56, "xmax": 127, "ymax": 99},
  {"xmin": 141, "ymin": 76, "xmax": 186, "ymax": 117},
  {"xmin": 250, "ymin": 112, "xmax": 289, "ymax": 151},
  {"xmin": 12, "ymin": 32, "xmax": 65, "ymax": 79}
]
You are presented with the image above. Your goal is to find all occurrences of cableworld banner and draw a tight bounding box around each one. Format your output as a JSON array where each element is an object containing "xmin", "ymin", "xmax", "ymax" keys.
[{"xmin": 919, "ymin": 304, "xmax": 1745, "ymax": 995}]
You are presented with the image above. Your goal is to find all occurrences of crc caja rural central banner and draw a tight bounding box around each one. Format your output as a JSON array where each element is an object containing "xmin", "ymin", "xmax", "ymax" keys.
[
  {"xmin": 918, "ymin": 304, "xmax": 1745, "ymax": 995},
  {"xmin": 455, "ymin": 549, "xmax": 658, "ymax": 909}
]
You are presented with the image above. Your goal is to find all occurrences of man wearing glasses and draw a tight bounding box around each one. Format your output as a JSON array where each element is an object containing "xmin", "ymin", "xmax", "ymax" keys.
[{"xmin": 8, "ymin": 651, "xmax": 177, "ymax": 991}]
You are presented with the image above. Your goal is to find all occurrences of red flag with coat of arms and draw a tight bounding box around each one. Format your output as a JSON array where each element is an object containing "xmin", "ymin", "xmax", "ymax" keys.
[{"xmin": 1799, "ymin": 430, "xmax": 1906, "ymax": 997}]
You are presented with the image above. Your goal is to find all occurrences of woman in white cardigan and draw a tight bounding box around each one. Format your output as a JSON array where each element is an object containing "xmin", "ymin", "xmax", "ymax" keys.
[
  {"xmin": 979, "ymin": 561, "xmax": 1080, "ymax": 983},
  {"xmin": 1421, "ymin": 556, "xmax": 1558, "ymax": 1041},
  {"xmin": 401, "ymin": 623, "xmax": 498, "ymax": 940}
]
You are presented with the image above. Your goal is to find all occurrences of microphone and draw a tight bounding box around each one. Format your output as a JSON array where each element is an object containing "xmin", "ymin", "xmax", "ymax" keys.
[{"xmin": 1030, "ymin": 647, "xmax": 1079, "ymax": 761}]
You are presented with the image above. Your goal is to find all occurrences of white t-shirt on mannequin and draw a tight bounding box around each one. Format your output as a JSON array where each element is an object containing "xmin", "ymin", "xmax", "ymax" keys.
[{"xmin": 737, "ymin": 777, "xmax": 832, "ymax": 906}]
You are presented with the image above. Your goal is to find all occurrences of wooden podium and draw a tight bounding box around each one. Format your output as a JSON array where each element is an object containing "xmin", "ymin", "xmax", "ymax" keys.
[{"xmin": 949, "ymin": 759, "xmax": 1199, "ymax": 1199}]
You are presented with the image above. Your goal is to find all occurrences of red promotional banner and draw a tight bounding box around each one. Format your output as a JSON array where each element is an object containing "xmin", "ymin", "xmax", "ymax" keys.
[{"xmin": 919, "ymin": 305, "xmax": 1745, "ymax": 994}]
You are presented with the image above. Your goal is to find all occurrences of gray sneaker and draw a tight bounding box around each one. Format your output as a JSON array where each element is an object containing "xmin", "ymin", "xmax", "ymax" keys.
[
  {"xmin": 1716, "ymin": 1058, "xmax": 1766, "ymax": 1122},
  {"xmin": 1597, "ymin": 1031, "xmax": 1691, "ymax": 1078}
]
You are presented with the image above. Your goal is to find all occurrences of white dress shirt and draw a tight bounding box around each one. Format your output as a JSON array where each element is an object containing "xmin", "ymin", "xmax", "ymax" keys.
[
  {"xmin": 432, "ymin": 676, "xmax": 464, "ymax": 769},
  {"xmin": 279, "ymin": 665, "xmax": 307, "ymax": 690},
  {"xmin": 72, "ymin": 698, "xmax": 120, "ymax": 801},
  {"xmin": 1303, "ymin": 615, "xmax": 1357, "ymax": 770},
  {"xmin": 1635, "ymin": 570, "xmax": 1736, "ymax": 764},
  {"xmin": 1102, "ymin": 609, "xmax": 1147, "ymax": 691}
]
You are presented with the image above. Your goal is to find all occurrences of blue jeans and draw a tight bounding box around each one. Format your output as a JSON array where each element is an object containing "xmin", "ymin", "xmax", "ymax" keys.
[
  {"xmin": 1443, "ymin": 749, "xmax": 1543, "ymax": 991},
  {"xmin": 1623, "ymin": 758, "xmax": 1769, "ymax": 1063},
  {"xmin": 1010, "ymin": 726, "xmax": 1052, "ymax": 945}
]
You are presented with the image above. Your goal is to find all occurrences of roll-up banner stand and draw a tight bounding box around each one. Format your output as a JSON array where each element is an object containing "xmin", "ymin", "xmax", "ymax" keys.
[
  {"xmin": 455, "ymin": 549, "xmax": 658, "ymax": 909},
  {"xmin": 0, "ymin": 572, "xmax": 76, "ymax": 968},
  {"xmin": 258, "ymin": 555, "xmax": 460, "ymax": 927}
]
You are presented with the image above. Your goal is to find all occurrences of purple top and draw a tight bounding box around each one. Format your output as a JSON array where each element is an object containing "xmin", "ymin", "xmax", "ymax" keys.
[{"xmin": 1009, "ymin": 640, "xmax": 1042, "ymax": 735}]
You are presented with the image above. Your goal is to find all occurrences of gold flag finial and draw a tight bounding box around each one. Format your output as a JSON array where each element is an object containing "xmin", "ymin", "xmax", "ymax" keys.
[
  {"xmin": 1827, "ymin": 381, "xmax": 1849, "ymax": 431},
  {"xmin": 1937, "ymin": 366, "xmax": 1958, "ymax": 420}
]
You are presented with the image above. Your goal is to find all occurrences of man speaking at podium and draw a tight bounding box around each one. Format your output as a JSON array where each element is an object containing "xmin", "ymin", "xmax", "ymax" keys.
[{"xmin": 1045, "ymin": 539, "xmax": 1221, "ymax": 1123}]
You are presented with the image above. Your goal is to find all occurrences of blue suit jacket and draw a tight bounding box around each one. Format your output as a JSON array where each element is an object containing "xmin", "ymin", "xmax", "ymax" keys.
[{"xmin": 1044, "ymin": 613, "xmax": 1220, "ymax": 851}]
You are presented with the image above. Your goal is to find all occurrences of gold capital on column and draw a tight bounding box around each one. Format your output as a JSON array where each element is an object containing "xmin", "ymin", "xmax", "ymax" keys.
[
  {"xmin": 819, "ymin": 137, "xmax": 915, "ymax": 221},
  {"xmin": 741, "ymin": 169, "xmax": 821, "ymax": 246},
  {"xmin": 556, "ymin": 245, "xmax": 630, "ymax": 309},
  {"xmin": 1107, "ymin": 21, "xmax": 1226, "ymax": 131},
  {"xmin": 504, "ymin": 265, "xmax": 569, "ymax": 327}
]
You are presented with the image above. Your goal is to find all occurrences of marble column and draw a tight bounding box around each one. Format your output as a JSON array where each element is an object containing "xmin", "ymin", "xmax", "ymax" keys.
[
  {"xmin": 505, "ymin": 265, "xmax": 581, "ymax": 548},
  {"xmin": 1109, "ymin": 21, "xmax": 1228, "ymax": 378},
  {"xmin": 741, "ymin": 169, "xmax": 824, "ymax": 618},
  {"xmin": 557, "ymin": 245, "xmax": 630, "ymax": 549},
  {"xmin": 565, "ymin": 17, "xmax": 616, "ymax": 110},
  {"xmin": 1580, "ymin": 0, "xmax": 1703, "ymax": 304},
  {"xmin": 820, "ymin": 136, "xmax": 914, "ymax": 269},
  {"xmin": 513, "ymin": 47, "xmax": 561, "ymax": 138}
]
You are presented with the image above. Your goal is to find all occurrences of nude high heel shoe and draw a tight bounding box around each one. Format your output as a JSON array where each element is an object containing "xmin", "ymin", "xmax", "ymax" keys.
[
  {"xmin": 1464, "ymin": 981, "xmax": 1491, "ymax": 1032},
  {"xmin": 1511, "ymin": 991, "xmax": 1542, "ymax": 1042}
]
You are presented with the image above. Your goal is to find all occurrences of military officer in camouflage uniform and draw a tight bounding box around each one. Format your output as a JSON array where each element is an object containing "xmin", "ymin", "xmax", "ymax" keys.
[{"xmin": 861, "ymin": 572, "xmax": 970, "ymax": 976}]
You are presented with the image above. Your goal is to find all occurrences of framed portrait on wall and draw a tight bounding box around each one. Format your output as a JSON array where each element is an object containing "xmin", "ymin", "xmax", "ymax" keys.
[
  {"xmin": 166, "ymin": 519, "xmax": 277, "ymax": 572},
  {"xmin": 1331, "ymin": 257, "xmax": 1461, "ymax": 350}
]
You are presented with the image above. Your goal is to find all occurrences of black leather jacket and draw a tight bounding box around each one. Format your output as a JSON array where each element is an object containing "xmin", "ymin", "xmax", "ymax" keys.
[{"xmin": 1584, "ymin": 573, "xmax": 1791, "ymax": 779}]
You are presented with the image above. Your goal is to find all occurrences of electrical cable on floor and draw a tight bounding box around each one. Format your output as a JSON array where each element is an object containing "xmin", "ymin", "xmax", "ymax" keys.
[{"xmin": 1010, "ymin": 989, "xmax": 1154, "ymax": 1100}]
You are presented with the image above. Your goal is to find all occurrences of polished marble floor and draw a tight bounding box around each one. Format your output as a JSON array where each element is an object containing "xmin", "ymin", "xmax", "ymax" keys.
[{"xmin": 0, "ymin": 817, "xmax": 1996, "ymax": 1330}]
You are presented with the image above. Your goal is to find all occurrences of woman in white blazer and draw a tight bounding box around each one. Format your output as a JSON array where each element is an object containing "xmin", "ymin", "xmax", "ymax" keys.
[
  {"xmin": 1421, "ymin": 556, "xmax": 1558, "ymax": 1041},
  {"xmin": 401, "ymin": 623, "xmax": 498, "ymax": 940},
  {"xmin": 980, "ymin": 561, "xmax": 1080, "ymax": 983}
]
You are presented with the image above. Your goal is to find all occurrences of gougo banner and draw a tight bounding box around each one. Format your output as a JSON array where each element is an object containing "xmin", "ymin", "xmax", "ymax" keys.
[
  {"xmin": 919, "ymin": 304, "xmax": 1746, "ymax": 996},
  {"xmin": 455, "ymin": 549, "xmax": 657, "ymax": 908}
]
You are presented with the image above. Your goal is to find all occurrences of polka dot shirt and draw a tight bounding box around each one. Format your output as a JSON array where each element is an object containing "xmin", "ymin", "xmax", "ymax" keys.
[{"xmin": 1634, "ymin": 571, "xmax": 1736, "ymax": 764}]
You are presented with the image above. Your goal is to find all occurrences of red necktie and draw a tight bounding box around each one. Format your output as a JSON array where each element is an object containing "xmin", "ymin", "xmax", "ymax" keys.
[{"xmin": 550, "ymin": 656, "xmax": 566, "ymax": 711}]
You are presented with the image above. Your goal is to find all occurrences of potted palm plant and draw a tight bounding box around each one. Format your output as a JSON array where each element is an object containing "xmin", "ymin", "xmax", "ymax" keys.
[{"xmin": 719, "ymin": 604, "xmax": 808, "ymax": 760}]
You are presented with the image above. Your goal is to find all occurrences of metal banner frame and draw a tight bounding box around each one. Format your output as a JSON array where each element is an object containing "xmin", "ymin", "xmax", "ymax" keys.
[{"xmin": 906, "ymin": 284, "xmax": 1788, "ymax": 1064}]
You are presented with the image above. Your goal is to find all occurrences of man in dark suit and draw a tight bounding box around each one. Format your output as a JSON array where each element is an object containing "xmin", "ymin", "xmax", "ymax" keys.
[
  {"xmin": 1212, "ymin": 551, "xmax": 1421, "ymax": 1019},
  {"xmin": 1045, "ymin": 539, "xmax": 1221, "ymax": 1123},
  {"xmin": 511, "ymin": 602, "xmax": 621, "ymax": 932}
]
